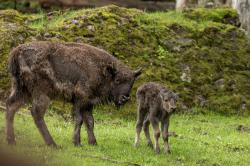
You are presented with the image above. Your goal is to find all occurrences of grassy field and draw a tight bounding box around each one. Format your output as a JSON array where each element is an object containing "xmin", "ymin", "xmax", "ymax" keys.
[{"xmin": 0, "ymin": 107, "xmax": 250, "ymax": 166}]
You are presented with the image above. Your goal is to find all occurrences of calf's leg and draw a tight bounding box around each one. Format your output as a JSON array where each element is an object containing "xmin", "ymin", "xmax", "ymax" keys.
[
  {"xmin": 150, "ymin": 116, "xmax": 160, "ymax": 154},
  {"xmin": 31, "ymin": 94, "xmax": 56, "ymax": 147},
  {"xmin": 162, "ymin": 116, "xmax": 170, "ymax": 154},
  {"xmin": 143, "ymin": 115, "xmax": 153, "ymax": 148},
  {"xmin": 134, "ymin": 106, "xmax": 146, "ymax": 147}
]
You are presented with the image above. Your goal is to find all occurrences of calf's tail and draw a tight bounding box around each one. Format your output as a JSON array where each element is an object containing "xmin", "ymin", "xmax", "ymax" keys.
[{"xmin": 136, "ymin": 90, "xmax": 146, "ymax": 108}]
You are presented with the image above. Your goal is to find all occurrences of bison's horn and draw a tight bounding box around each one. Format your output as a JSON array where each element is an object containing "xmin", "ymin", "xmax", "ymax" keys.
[{"xmin": 134, "ymin": 67, "xmax": 142, "ymax": 78}]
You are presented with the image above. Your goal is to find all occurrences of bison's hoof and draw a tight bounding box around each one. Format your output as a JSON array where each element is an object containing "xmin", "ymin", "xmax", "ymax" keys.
[
  {"xmin": 73, "ymin": 141, "xmax": 83, "ymax": 147},
  {"xmin": 50, "ymin": 144, "xmax": 59, "ymax": 148},
  {"xmin": 88, "ymin": 140, "xmax": 97, "ymax": 145},
  {"xmin": 54, "ymin": 145, "xmax": 62, "ymax": 149},
  {"xmin": 74, "ymin": 143, "xmax": 83, "ymax": 147},
  {"xmin": 48, "ymin": 142, "xmax": 60, "ymax": 149},
  {"xmin": 7, "ymin": 139, "xmax": 16, "ymax": 145}
]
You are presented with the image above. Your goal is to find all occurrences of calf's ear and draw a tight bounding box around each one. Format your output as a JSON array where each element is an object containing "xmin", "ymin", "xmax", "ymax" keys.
[
  {"xmin": 134, "ymin": 68, "xmax": 142, "ymax": 78},
  {"xmin": 174, "ymin": 92, "xmax": 179, "ymax": 100},
  {"xmin": 159, "ymin": 89, "xmax": 165, "ymax": 100}
]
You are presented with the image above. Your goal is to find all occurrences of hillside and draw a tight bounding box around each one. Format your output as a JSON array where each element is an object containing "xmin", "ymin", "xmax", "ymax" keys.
[{"xmin": 0, "ymin": 5, "xmax": 249, "ymax": 114}]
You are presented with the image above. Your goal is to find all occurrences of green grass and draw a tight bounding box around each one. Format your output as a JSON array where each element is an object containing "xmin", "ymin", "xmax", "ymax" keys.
[
  {"xmin": 0, "ymin": 109, "xmax": 250, "ymax": 166},
  {"xmin": 28, "ymin": 10, "xmax": 78, "ymax": 30}
]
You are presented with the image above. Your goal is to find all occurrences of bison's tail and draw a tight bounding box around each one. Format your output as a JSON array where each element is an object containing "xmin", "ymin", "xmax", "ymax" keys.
[
  {"xmin": 8, "ymin": 48, "xmax": 22, "ymax": 91},
  {"xmin": 9, "ymin": 48, "xmax": 20, "ymax": 78},
  {"xmin": 8, "ymin": 47, "xmax": 29, "ymax": 91}
]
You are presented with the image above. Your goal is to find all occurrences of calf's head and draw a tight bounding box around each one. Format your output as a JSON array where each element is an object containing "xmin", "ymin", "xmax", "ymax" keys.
[
  {"xmin": 110, "ymin": 68, "xmax": 142, "ymax": 107},
  {"xmin": 160, "ymin": 89, "xmax": 178, "ymax": 113}
]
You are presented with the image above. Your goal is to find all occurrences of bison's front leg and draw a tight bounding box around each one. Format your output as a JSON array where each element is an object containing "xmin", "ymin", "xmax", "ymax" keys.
[
  {"xmin": 82, "ymin": 106, "xmax": 97, "ymax": 145},
  {"xmin": 72, "ymin": 104, "xmax": 83, "ymax": 146},
  {"xmin": 31, "ymin": 94, "xmax": 57, "ymax": 147}
]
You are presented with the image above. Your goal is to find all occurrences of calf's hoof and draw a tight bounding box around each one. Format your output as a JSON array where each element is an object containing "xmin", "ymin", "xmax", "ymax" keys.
[
  {"xmin": 164, "ymin": 149, "xmax": 171, "ymax": 154},
  {"xmin": 147, "ymin": 142, "xmax": 153, "ymax": 148},
  {"xmin": 155, "ymin": 148, "xmax": 160, "ymax": 154},
  {"xmin": 134, "ymin": 141, "xmax": 140, "ymax": 147}
]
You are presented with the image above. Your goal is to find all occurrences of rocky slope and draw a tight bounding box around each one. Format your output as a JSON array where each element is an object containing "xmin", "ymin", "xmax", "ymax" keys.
[{"xmin": 0, "ymin": 6, "xmax": 249, "ymax": 113}]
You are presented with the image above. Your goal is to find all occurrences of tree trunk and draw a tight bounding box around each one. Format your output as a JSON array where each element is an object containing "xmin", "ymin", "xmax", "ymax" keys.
[
  {"xmin": 176, "ymin": 0, "xmax": 188, "ymax": 11},
  {"xmin": 232, "ymin": 0, "xmax": 250, "ymax": 35}
]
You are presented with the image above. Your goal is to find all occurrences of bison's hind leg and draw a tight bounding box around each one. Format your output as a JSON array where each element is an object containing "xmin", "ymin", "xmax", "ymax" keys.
[
  {"xmin": 6, "ymin": 87, "xmax": 27, "ymax": 145},
  {"xmin": 31, "ymin": 93, "xmax": 57, "ymax": 147}
]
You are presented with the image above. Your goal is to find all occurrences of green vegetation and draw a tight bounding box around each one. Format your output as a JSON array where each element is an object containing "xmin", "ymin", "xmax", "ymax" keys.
[
  {"xmin": 0, "ymin": 110, "xmax": 250, "ymax": 165},
  {"xmin": 0, "ymin": 0, "xmax": 41, "ymax": 12},
  {"xmin": 0, "ymin": 5, "xmax": 249, "ymax": 114}
]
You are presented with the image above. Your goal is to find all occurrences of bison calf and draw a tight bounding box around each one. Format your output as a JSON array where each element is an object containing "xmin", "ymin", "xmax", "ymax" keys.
[
  {"xmin": 134, "ymin": 82, "xmax": 177, "ymax": 154},
  {"xmin": 6, "ymin": 41, "xmax": 141, "ymax": 147}
]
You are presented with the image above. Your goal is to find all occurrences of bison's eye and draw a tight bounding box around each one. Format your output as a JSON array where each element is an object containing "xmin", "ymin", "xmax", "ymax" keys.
[{"xmin": 115, "ymin": 78, "xmax": 120, "ymax": 84}]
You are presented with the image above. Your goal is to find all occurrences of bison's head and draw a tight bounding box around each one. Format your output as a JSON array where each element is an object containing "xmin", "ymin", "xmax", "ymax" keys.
[
  {"xmin": 160, "ymin": 89, "xmax": 178, "ymax": 114},
  {"xmin": 109, "ymin": 68, "xmax": 142, "ymax": 107}
]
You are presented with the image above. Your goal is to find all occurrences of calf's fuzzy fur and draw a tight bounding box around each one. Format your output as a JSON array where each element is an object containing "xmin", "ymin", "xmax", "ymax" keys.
[{"xmin": 135, "ymin": 82, "xmax": 177, "ymax": 154}]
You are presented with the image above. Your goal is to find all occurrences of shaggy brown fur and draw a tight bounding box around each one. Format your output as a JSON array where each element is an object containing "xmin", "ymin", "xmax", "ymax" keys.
[
  {"xmin": 6, "ymin": 41, "xmax": 141, "ymax": 147},
  {"xmin": 134, "ymin": 82, "xmax": 177, "ymax": 154}
]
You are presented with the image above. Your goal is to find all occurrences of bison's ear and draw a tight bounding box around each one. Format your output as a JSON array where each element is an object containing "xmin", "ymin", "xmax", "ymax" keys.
[
  {"xmin": 134, "ymin": 68, "xmax": 142, "ymax": 78},
  {"xmin": 107, "ymin": 66, "xmax": 117, "ymax": 79}
]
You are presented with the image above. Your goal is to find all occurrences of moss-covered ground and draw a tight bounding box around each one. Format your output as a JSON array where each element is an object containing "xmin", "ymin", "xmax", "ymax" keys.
[{"xmin": 0, "ymin": 6, "xmax": 249, "ymax": 113}]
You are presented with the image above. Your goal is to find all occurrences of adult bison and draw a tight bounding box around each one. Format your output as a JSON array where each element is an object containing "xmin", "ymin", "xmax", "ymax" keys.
[{"xmin": 6, "ymin": 41, "xmax": 141, "ymax": 147}]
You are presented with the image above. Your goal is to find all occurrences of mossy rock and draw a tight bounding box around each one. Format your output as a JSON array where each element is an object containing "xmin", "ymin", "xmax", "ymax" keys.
[{"xmin": 183, "ymin": 8, "xmax": 240, "ymax": 26}]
